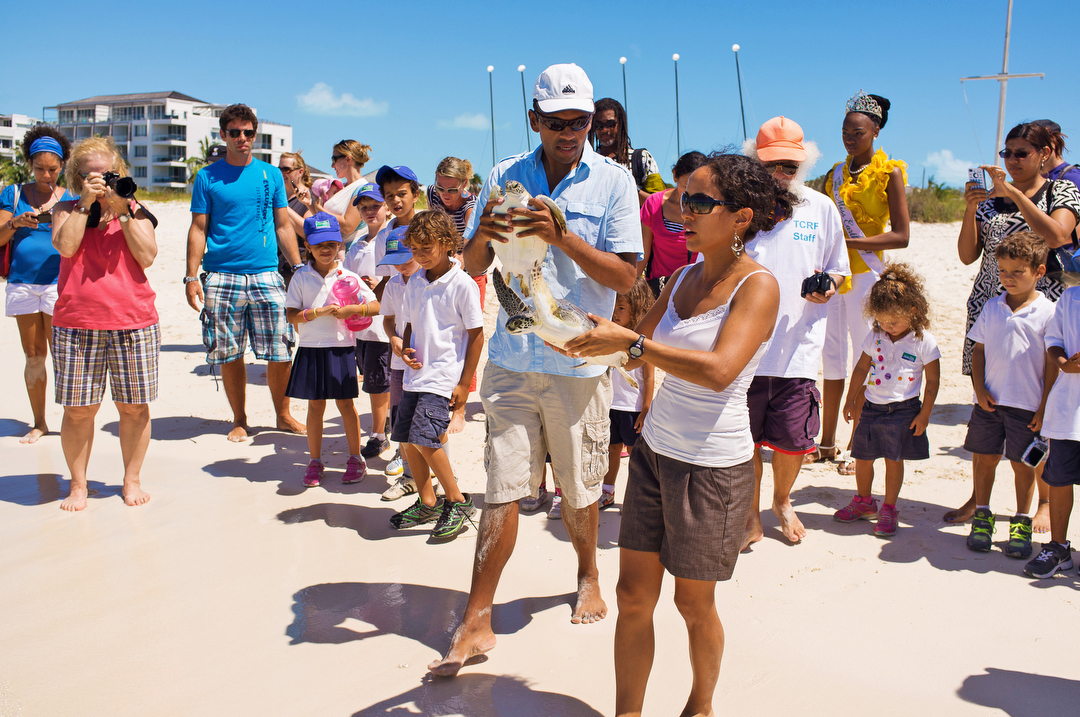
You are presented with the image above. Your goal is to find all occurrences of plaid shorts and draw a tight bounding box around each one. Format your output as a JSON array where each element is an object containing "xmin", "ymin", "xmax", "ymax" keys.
[
  {"xmin": 200, "ymin": 271, "xmax": 293, "ymax": 364},
  {"xmin": 53, "ymin": 323, "xmax": 160, "ymax": 406}
]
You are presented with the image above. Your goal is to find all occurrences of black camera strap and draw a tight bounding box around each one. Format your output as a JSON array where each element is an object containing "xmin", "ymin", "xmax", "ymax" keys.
[{"xmin": 84, "ymin": 200, "xmax": 158, "ymax": 229}]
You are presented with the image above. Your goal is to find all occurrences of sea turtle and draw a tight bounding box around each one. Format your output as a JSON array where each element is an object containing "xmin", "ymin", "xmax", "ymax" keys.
[
  {"xmin": 489, "ymin": 180, "xmax": 567, "ymax": 291},
  {"xmin": 491, "ymin": 266, "xmax": 639, "ymax": 389}
]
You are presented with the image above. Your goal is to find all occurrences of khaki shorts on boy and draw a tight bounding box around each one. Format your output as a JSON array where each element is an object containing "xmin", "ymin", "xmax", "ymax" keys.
[{"xmin": 481, "ymin": 363, "xmax": 611, "ymax": 510}]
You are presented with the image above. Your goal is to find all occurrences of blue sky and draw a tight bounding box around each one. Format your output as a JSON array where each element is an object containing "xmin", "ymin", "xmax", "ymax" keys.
[{"xmin": 7, "ymin": 0, "xmax": 1079, "ymax": 188}]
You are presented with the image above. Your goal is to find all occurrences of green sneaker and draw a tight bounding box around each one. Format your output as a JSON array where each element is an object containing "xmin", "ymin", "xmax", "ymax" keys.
[
  {"xmin": 430, "ymin": 493, "xmax": 477, "ymax": 542},
  {"xmin": 390, "ymin": 498, "xmax": 442, "ymax": 529},
  {"xmin": 966, "ymin": 507, "xmax": 995, "ymax": 552},
  {"xmin": 1004, "ymin": 515, "xmax": 1033, "ymax": 559}
]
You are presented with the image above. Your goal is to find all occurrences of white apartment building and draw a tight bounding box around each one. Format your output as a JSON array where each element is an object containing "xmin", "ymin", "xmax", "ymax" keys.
[
  {"xmin": 0, "ymin": 113, "xmax": 42, "ymax": 161},
  {"xmin": 46, "ymin": 92, "xmax": 292, "ymax": 189}
]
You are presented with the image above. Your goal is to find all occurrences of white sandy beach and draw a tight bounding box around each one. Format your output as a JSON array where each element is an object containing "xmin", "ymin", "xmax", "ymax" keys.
[{"xmin": 1, "ymin": 203, "xmax": 1077, "ymax": 716}]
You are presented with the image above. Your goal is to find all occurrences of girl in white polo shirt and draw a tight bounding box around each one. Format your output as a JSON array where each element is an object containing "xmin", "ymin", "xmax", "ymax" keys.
[{"xmin": 835, "ymin": 263, "xmax": 940, "ymax": 536}]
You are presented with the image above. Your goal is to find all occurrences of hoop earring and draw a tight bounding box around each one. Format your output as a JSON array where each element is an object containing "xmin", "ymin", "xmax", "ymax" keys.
[{"xmin": 731, "ymin": 234, "xmax": 744, "ymax": 257}]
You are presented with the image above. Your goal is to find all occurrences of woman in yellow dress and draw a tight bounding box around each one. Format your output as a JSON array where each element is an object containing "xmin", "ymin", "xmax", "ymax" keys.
[{"xmin": 817, "ymin": 91, "xmax": 910, "ymax": 475}]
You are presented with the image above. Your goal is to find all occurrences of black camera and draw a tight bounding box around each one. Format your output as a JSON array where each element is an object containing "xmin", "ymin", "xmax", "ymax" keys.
[
  {"xmin": 800, "ymin": 271, "xmax": 836, "ymax": 298},
  {"xmin": 101, "ymin": 171, "xmax": 138, "ymax": 199}
]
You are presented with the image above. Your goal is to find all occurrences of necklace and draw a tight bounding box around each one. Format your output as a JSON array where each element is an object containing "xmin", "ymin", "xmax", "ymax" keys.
[
  {"xmin": 849, "ymin": 159, "xmax": 868, "ymax": 176},
  {"xmin": 28, "ymin": 183, "xmax": 60, "ymax": 213}
]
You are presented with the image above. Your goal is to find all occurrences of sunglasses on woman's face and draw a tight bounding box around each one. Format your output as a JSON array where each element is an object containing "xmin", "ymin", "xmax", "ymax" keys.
[
  {"xmin": 534, "ymin": 111, "xmax": 592, "ymax": 132},
  {"xmin": 998, "ymin": 149, "xmax": 1032, "ymax": 160},
  {"xmin": 594, "ymin": 119, "xmax": 618, "ymax": 130},
  {"xmin": 763, "ymin": 162, "xmax": 799, "ymax": 176},
  {"xmin": 434, "ymin": 184, "xmax": 461, "ymax": 195},
  {"xmin": 681, "ymin": 192, "xmax": 740, "ymax": 215},
  {"xmin": 225, "ymin": 129, "xmax": 256, "ymax": 139},
  {"xmin": 331, "ymin": 155, "xmax": 346, "ymax": 163}
]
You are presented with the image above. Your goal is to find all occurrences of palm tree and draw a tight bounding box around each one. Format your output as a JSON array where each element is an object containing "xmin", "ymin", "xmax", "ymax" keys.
[
  {"xmin": 0, "ymin": 154, "xmax": 30, "ymax": 188},
  {"xmin": 185, "ymin": 137, "xmax": 215, "ymax": 184}
]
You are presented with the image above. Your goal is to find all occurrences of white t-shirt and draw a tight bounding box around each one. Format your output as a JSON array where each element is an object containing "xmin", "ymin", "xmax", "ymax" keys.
[
  {"xmin": 861, "ymin": 329, "xmax": 940, "ymax": 404},
  {"xmin": 379, "ymin": 273, "xmax": 411, "ymax": 371},
  {"xmin": 1042, "ymin": 286, "xmax": 1080, "ymax": 440},
  {"xmin": 695, "ymin": 187, "xmax": 849, "ymax": 379},
  {"xmin": 343, "ymin": 238, "xmax": 388, "ymax": 343},
  {"xmin": 285, "ymin": 263, "xmax": 363, "ymax": 348},
  {"xmin": 611, "ymin": 365, "xmax": 645, "ymax": 412},
  {"xmin": 967, "ymin": 292, "xmax": 1055, "ymax": 412},
  {"xmin": 402, "ymin": 260, "xmax": 484, "ymax": 398}
]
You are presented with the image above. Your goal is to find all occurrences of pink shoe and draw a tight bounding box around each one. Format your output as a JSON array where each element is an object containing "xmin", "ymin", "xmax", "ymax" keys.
[
  {"xmin": 875, "ymin": 504, "xmax": 899, "ymax": 537},
  {"xmin": 834, "ymin": 495, "xmax": 878, "ymax": 523},
  {"xmin": 342, "ymin": 455, "xmax": 367, "ymax": 484},
  {"xmin": 303, "ymin": 460, "xmax": 324, "ymax": 487}
]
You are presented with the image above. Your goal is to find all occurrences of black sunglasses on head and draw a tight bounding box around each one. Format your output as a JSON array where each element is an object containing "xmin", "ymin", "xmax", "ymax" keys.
[
  {"xmin": 225, "ymin": 129, "xmax": 256, "ymax": 139},
  {"xmin": 681, "ymin": 192, "xmax": 740, "ymax": 215}
]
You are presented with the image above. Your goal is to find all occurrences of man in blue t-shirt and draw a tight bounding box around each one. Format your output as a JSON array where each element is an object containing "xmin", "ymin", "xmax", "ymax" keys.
[{"xmin": 185, "ymin": 104, "xmax": 304, "ymax": 441}]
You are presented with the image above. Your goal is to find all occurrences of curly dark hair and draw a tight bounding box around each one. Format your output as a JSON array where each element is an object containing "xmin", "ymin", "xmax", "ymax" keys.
[
  {"xmin": 865, "ymin": 262, "xmax": 931, "ymax": 339},
  {"xmin": 616, "ymin": 276, "xmax": 655, "ymax": 330},
  {"xmin": 219, "ymin": 103, "xmax": 259, "ymax": 132},
  {"xmin": 994, "ymin": 230, "xmax": 1048, "ymax": 271},
  {"xmin": 21, "ymin": 124, "xmax": 71, "ymax": 163},
  {"xmin": 700, "ymin": 153, "xmax": 799, "ymax": 239},
  {"xmin": 404, "ymin": 209, "xmax": 461, "ymax": 255},
  {"xmin": 587, "ymin": 98, "xmax": 631, "ymax": 166}
]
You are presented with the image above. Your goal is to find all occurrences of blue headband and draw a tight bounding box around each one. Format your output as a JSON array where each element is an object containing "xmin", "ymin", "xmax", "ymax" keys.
[{"xmin": 29, "ymin": 136, "xmax": 63, "ymax": 158}]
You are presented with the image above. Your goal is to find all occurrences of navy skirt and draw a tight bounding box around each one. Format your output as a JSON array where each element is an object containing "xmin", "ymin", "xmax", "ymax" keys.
[
  {"xmin": 851, "ymin": 397, "xmax": 929, "ymax": 462},
  {"xmin": 286, "ymin": 346, "xmax": 359, "ymax": 400}
]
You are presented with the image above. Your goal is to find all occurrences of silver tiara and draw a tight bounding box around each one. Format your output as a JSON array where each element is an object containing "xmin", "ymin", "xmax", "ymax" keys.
[{"xmin": 846, "ymin": 90, "xmax": 882, "ymax": 120}]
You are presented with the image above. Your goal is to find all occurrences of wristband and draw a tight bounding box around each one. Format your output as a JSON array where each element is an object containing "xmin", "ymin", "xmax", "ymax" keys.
[
  {"xmin": 74, "ymin": 204, "xmax": 91, "ymax": 216},
  {"xmin": 183, "ymin": 276, "xmax": 199, "ymax": 285},
  {"xmin": 292, "ymin": 263, "xmax": 305, "ymax": 272}
]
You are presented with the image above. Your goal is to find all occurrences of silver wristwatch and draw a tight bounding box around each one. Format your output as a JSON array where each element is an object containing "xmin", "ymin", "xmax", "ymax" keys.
[{"xmin": 183, "ymin": 276, "xmax": 200, "ymax": 285}]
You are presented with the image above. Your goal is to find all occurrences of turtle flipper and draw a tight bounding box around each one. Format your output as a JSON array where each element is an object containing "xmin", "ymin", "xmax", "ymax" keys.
[
  {"xmin": 492, "ymin": 264, "xmax": 529, "ymax": 317},
  {"xmin": 616, "ymin": 367, "xmax": 640, "ymax": 390},
  {"xmin": 534, "ymin": 195, "xmax": 567, "ymax": 232},
  {"xmin": 489, "ymin": 185, "xmax": 504, "ymax": 203}
]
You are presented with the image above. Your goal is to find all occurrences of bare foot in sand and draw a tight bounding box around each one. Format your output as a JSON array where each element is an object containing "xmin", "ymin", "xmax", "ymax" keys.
[
  {"xmin": 1033, "ymin": 500, "xmax": 1051, "ymax": 533},
  {"xmin": 943, "ymin": 496, "xmax": 976, "ymax": 524},
  {"xmin": 20, "ymin": 425, "xmax": 48, "ymax": 444},
  {"xmin": 772, "ymin": 501, "xmax": 805, "ymax": 543},
  {"xmin": 448, "ymin": 409, "xmax": 466, "ymax": 435},
  {"xmin": 276, "ymin": 415, "xmax": 306, "ymax": 436},
  {"xmin": 61, "ymin": 486, "xmax": 88, "ymax": 512},
  {"xmin": 427, "ymin": 622, "xmax": 497, "ymax": 677},
  {"xmin": 571, "ymin": 576, "xmax": 607, "ymax": 624},
  {"xmin": 741, "ymin": 513, "xmax": 764, "ymax": 552},
  {"xmin": 227, "ymin": 424, "xmax": 250, "ymax": 442},
  {"xmin": 123, "ymin": 481, "xmax": 150, "ymax": 506}
]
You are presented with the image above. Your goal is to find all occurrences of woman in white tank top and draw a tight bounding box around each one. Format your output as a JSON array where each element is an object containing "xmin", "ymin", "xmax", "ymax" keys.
[{"xmin": 561, "ymin": 154, "xmax": 795, "ymax": 716}]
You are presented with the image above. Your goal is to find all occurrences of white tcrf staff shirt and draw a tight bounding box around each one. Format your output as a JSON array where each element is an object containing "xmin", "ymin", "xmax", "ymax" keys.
[
  {"xmin": 966, "ymin": 292, "xmax": 1055, "ymax": 412},
  {"xmin": 285, "ymin": 263, "xmax": 364, "ymax": 348},
  {"xmin": 861, "ymin": 329, "xmax": 940, "ymax": 405},
  {"xmin": 379, "ymin": 273, "xmax": 411, "ymax": 371},
  {"xmin": 1042, "ymin": 286, "xmax": 1080, "ymax": 441},
  {"xmin": 401, "ymin": 260, "xmax": 483, "ymax": 399}
]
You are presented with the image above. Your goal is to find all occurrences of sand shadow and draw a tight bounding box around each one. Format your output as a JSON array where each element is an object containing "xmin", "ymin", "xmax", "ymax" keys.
[
  {"xmin": 99, "ymin": 415, "xmax": 236, "ymax": 441},
  {"xmin": 929, "ymin": 402, "xmax": 973, "ymax": 427},
  {"xmin": 190, "ymin": 361, "xmax": 270, "ymax": 388},
  {"xmin": 0, "ymin": 418, "xmax": 32, "ymax": 438},
  {"xmin": 542, "ymin": 505, "xmax": 621, "ymax": 551},
  {"xmin": 278, "ymin": 503, "xmax": 412, "ymax": 541},
  {"xmin": 353, "ymin": 673, "xmax": 603, "ymax": 716},
  {"xmin": 0, "ymin": 474, "xmax": 118, "ymax": 506},
  {"xmin": 159, "ymin": 343, "xmax": 204, "ymax": 354},
  {"xmin": 957, "ymin": 667, "xmax": 1080, "ymax": 715},
  {"xmin": 286, "ymin": 582, "xmax": 574, "ymax": 655}
]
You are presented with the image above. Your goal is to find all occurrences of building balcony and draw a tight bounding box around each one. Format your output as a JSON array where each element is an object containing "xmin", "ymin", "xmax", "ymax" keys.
[
  {"xmin": 151, "ymin": 135, "xmax": 187, "ymax": 143},
  {"xmin": 153, "ymin": 157, "xmax": 187, "ymax": 164}
]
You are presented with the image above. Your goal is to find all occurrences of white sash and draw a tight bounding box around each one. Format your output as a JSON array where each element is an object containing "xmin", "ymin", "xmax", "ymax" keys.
[{"xmin": 832, "ymin": 163, "xmax": 885, "ymax": 275}]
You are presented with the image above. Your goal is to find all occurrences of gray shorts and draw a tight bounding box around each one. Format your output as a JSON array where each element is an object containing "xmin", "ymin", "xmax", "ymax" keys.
[
  {"xmin": 963, "ymin": 404, "xmax": 1038, "ymax": 462},
  {"xmin": 619, "ymin": 440, "xmax": 754, "ymax": 582},
  {"xmin": 480, "ymin": 362, "xmax": 611, "ymax": 510}
]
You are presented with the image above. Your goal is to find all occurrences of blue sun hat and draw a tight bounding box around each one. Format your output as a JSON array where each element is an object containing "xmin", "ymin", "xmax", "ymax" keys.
[
  {"xmin": 376, "ymin": 227, "xmax": 413, "ymax": 265},
  {"xmin": 303, "ymin": 212, "xmax": 343, "ymax": 244}
]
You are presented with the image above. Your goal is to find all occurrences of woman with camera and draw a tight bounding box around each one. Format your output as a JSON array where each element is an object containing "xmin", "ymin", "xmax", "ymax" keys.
[
  {"xmin": 945, "ymin": 121, "xmax": 1080, "ymax": 526},
  {"xmin": 817, "ymin": 91, "xmax": 910, "ymax": 476},
  {"xmin": 49, "ymin": 136, "xmax": 159, "ymax": 512},
  {"xmin": 0, "ymin": 126, "xmax": 74, "ymax": 444}
]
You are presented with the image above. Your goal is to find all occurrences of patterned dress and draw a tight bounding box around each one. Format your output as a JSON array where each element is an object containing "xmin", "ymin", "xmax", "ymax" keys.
[{"xmin": 962, "ymin": 179, "xmax": 1080, "ymax": 374}]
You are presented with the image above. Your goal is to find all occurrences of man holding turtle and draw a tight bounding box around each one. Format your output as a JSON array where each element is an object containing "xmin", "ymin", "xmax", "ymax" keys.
[{"xmin": 429, "ymin": 63, "xmax": 642, "ymax": 677}]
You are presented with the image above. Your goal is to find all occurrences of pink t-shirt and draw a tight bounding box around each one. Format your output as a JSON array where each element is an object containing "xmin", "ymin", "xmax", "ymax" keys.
[
  {"xmin": 52, "ymin": 217, "xmax": 158, "ymax": 330},
  {"xmin": 640, "ymin": 190, "xmax": 695, "ymax": 278}
]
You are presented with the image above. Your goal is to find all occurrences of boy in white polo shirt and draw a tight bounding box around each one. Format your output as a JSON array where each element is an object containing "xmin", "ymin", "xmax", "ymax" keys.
[
  {"xmin": 388, "ymin": 210, "xmax": 484, "ymax": 542},
  {"xmin": 963, "ymin": 232, "xmax": 1058, "ymax": 559},
  {"xmin": 1024, "ymin": 276, "xmax": 1080, "ymax": 578}
]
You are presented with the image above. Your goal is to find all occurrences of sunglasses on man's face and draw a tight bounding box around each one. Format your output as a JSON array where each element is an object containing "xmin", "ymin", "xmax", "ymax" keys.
[
  {"xmin": 534, "ymin": 111, "xmax": 592, "ymax": 133},
  {"xmin": 225, "ymin": 129, "xmax": 256, "ymax": 139},
  {"xmin": 763, "ymin": 162, "xmax": 799, "ymax": 177},
  {"xmin": 999, "ymin": 149, "xmax": 1032, "ymax": 160},
  {"xmin": 681, "ymin": 192, "xmax": 740, "ymax": 215},
  {"xmin": 594, "ymin": 119, "xmax": 618, "ymax": 130}
]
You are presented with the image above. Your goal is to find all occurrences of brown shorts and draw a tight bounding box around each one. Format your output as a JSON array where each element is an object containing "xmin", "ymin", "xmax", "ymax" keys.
[{"xmin": 619, "ymin": 440, "xmax": 754, "ymax": 582}]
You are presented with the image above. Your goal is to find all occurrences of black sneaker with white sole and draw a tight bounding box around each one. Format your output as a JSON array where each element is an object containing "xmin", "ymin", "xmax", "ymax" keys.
[
  {"xmin": 1023, "ymin": 541, "xmax": 1074, "ymax": 579},
  {"xmin": 430, "ymin": 493, "xmax": 476, "ymax": 542}
]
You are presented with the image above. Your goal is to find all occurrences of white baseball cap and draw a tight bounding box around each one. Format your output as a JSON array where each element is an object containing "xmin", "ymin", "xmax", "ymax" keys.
[{"xmin": 533, "ymin": 63, "xmax": 594, "ymax": 114}]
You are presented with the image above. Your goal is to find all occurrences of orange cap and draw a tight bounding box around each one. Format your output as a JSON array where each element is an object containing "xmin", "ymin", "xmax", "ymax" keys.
[{"xmin": 756, "ymin": 116, "xmax": 807, "ymax": 163}]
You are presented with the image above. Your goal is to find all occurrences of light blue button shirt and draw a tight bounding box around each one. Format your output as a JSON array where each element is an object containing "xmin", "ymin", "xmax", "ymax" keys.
[{"xmin": 464, "ymin": 145, "xmax": 643, "ymax": 377}]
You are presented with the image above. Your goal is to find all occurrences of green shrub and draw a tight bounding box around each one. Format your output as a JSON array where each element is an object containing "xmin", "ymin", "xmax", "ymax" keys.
[{"xmin": 907, "ymin": 178, "xmax": 966, "ymax": 223}]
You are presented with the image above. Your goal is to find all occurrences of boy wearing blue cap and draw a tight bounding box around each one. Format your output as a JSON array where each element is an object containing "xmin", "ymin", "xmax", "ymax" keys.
[
  {"xmin": 285, "ymin": 212, "xmax": 377, "ymax": 487},
  {"xmin": 372, "ymin": 165, "xmax": 421, "ymax": 278}
]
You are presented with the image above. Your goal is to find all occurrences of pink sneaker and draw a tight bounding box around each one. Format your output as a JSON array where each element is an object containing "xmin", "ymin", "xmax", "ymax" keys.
[
  {"xmin": 875, "ymin": 504, "xmax": 899, "ymax": 537},
  {"xmin": 303, "ymin": 460, "xmax": 324, "ymax": 487},
  {"xmin": 834, "ymin": 495, "xmax": 878, "ymax": 522},
  {"xmin": 342, "ymin": 455, "xmax": 367, "ymax": 484}
]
